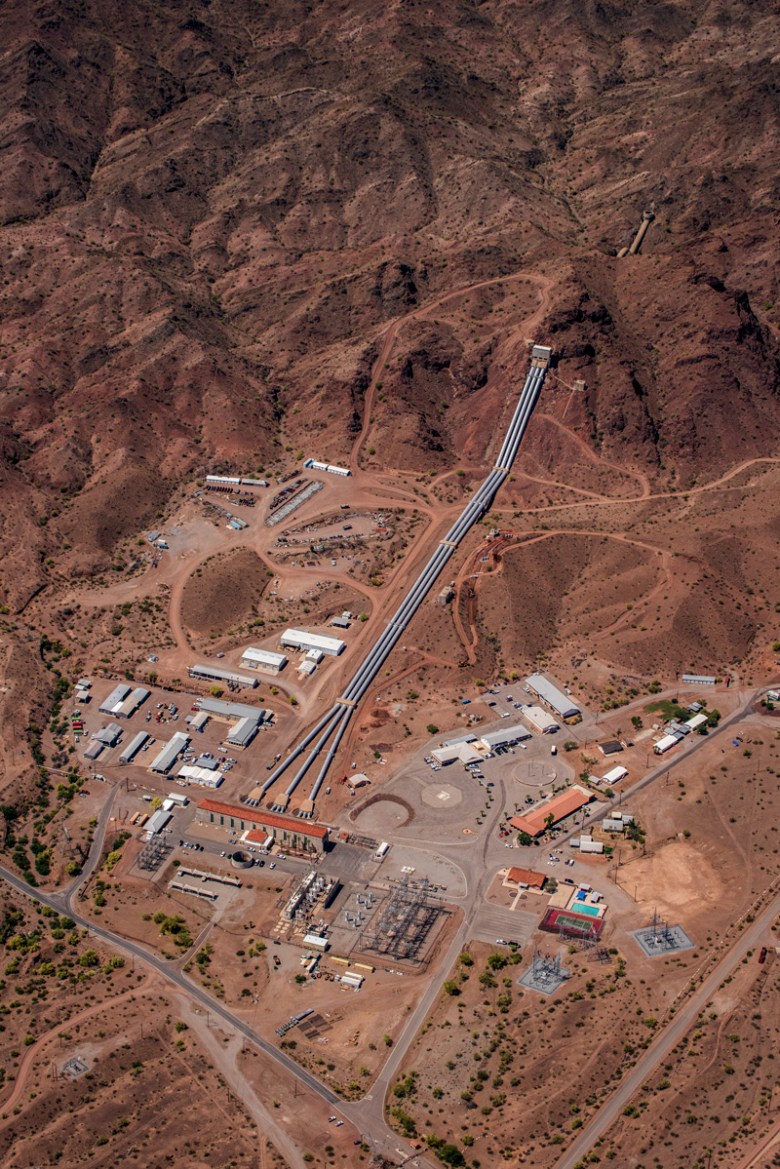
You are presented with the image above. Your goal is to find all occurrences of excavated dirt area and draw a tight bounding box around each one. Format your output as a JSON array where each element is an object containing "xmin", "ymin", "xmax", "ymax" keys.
[{"xmin": 180, "ymin": 546, "xmax": 271, "ymax": 638}]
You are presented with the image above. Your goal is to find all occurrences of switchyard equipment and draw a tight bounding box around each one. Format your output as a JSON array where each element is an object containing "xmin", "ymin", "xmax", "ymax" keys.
[
  {"xmin": 360, "ymin": 875, "xmax": 445, "ymax": 963},
  {"xmin": 260, "ymin": 346, "xmax": 552, "ymax": 811}
]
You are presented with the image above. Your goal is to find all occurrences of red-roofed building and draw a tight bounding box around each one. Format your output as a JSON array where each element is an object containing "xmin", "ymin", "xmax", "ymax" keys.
[
  {"xmin": 510, "ymin": 785, "xmax": 594, "ymax": 838},
  {"xmin": 196, "ymin": 799, "xmax": 328, "ymax": 853},
  {"xmin": 504, "ymin": 867, "xmax": 547, "ymax": 890},
  {"xmin": 241, "ymin": 828, "xmax": 271, "ymax": 849}
]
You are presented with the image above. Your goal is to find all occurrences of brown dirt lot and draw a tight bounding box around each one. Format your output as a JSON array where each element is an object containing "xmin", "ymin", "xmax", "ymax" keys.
[
  {"xmin": 597, "ymin": 943, "xmax": 780, "ymax": 1169},
  {"xmin": 390, "ymin": 940, "xmax": 689, "ymax": 1168},
  {"xmin": 180, "ymin": 546, "xmax": 271, "ymax": 639},
  {"xmin": 0, "ymin": 989, "xmax": 266, "ymax": 1169}
]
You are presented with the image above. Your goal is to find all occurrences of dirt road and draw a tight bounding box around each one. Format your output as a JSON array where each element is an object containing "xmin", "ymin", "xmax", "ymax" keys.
[
  {"xmin": 552, "ymin": 886, "xmax": 780, "ymax": 1169},
  {"xmin": 0, "ymin": 972, "xmax": 156, "ymax": 1116}
]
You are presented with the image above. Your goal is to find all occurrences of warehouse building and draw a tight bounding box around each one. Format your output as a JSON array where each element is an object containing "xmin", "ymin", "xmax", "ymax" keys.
[
  {"xmin": 189, "ymin": 664, "xmax": 258, "ymax": 689},
  {"xmin": 432, "ymin": 742, "xmax": 483, "ymax": 766},
  {"xmin": 195, "ymin": 697, "xmax": 272, "ymax": 723},
  {"xmin": 681, "ymin": 673, "xmax": 716, "ymax": 686},
  {"xmin": 520, "ymin": 705, "xmax": 560, "ymax": 734},
  {"xmin": 686, "ymin": 713, "xmax": 709, "ymax": 731},
  {"xmin": 150, "ymin": 732, "xmax": 190, "ymax": 774},
  {"xmin": 144, "ymin": 809, "xmax": 171, "ymax": 841},
  {"xmin": 479, "ymin": 724, "xmax": 532, "ymax": 751},
  {"xmin": 84, "ymin": 740, "xmax": 104, "ymax": 761},
  {"xmin": 115, "ymin": 687, "xmax": 150, "ymax": 718},
  {"xmin": 99, "ymin": 683, "xmax": 131, "ymax": 715},
  {"xmin": 525, "ymin": 674, "xmax": 581, "ymax": 721},
  {"xmin": 177, "ymin": 765, "xmax": 223, "ymax": 788},
  {"xmin": 226, "ymin": 715, "xmax": 261, "ymax": 749},
  {"xmin": 240, "ymin": 647, "xmax": 288, "ymax": 674},
  {"xmin": 510, "ymin": 785, "xmax": 594, "ymax": 838},
  {"xmin": 280, "ymin": 629, "xmax": 345, "ymax": 656},
  {"xmin": 303, "ymin": 458, "xmax": 351, "ymax": 477},
  {"xmin": 195, "ymin": 799, "xmax": 329, "ymax": 854},
  {"xmin": 94, "ymin": 722, "xmax": 123, "ymax": 747},
  {"xmin": 119, "ymin": 731, "xmax": 150, "ymax": 764}
]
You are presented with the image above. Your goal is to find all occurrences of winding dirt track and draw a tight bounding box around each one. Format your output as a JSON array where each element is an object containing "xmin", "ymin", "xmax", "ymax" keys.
[
  {"xmin": 351, "ymin": 269, "xmax": 555, "ymax": 470},
  {"xmin": 0, "ymin": 972, "xmax": 156, "ymax": 1117}
]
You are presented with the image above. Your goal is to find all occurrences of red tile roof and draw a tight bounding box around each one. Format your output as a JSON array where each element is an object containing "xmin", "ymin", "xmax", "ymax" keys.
[
  {"xmin": 506, "ymin": 867, "xmax": 547, "ymax": 888},
  {"xmin": 198, "ymin": 798, "xmax": 328, "ymax": 839},
  {"xmin": 509, "ymin": 786, "xmax": 593, "ymax": 837}
]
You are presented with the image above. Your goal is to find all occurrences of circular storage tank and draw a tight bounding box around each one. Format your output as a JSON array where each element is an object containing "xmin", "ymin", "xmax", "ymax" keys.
[{"xmin": 230, "ymin": 850, "xmax": 254, "ymax": 869}]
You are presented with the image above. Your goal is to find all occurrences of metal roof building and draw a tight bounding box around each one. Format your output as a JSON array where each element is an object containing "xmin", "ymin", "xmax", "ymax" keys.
[
  {"xmin": 525, "ymin": 675, "xmax": 581, "ymax": 720},
  {"xmin": 432, "ymin": 742, "xmax": 483, "ymax": 766},
  {"xmin": 99, "ymin": 683, "xmax": 131, "ymax": 715},
  {"xmin": 144, "ymin": 809, "xmax": 171, "ymax": 839},
  {"xmin": 241, "ymin": 647, "xmax": 288, "ymax": 674},
  {"xmin": 681, "ymin": 673, "xmax": 716, "ymax": 685},
  {"xmin": 443, "ymin": 732, "xmax": 477, "ymax": 747},
  {"xmin": 280, "ymin": 628, "xmax": 346, "ymax": 656},
  {"xmin": 195, "ymin": 697, "xmax": 272, "ymax": 722},
  {"xmin": 94, "ymin": 722, "xmax": 123, "ymax": 746},
  {"xmin": 226, "ymin": 715, "xmax": 261, "ymax": 749},
  {"xmin": 654, "ymin": 732, "xmax": 683, "ymax": 755},
  {"xmin": 178, "ymin": 765, "xmax": 223, "ymax": 787},
  {"xmin": 479, "ymin": 724, "xmax": 532, "ymax": 749},
  {"xmin": 150, "ymin": 732, "xmax": 190, "ymax": 773},
  {"xmin": 116, "ymin": 687, "xmax": 151, "ymax": 718},
  {"xmin": 84, "ymin": 740, "xmax": 104, "ymax": 760},
  {"xmin": 601, "ymin": 765, "xmax": 628, "ymax": 785},
  {"xmin": 520, "ymin": 705, "xmax": 560, "ymax": 734},
  {"xmin": 119, "ymin": 731, "xmax": 149, "ymax": 764},
  {"xmin": 189, "ymin": 664, "xmax": 258, "ymax": 689}
]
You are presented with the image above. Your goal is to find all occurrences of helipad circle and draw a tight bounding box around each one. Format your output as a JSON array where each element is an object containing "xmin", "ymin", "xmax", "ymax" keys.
[{"xmin": 421, "ymin": 783, "xmax": 463, "ymax": 809}]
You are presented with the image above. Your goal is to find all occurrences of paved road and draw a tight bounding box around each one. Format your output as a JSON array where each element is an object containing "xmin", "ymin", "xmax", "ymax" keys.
[
  {"xmin": 0, "ymin": 863, "xmax": 343, "ymax": 1110},
  {"xmin": 0, "ymin": 684, "xmax": 770, "ymax": 1167},
  {"xmin": 553, "ymin": 883, "xmax": 780, "ymax": 1169}
]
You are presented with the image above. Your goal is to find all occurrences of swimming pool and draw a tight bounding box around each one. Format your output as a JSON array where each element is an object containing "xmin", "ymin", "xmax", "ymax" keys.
[{"xmin": 573, "ymin": 902, "xmax": 602, "ymax": 917}]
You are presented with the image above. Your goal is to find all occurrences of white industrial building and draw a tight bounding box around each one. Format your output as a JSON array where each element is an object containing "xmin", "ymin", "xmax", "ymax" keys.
[
  {"xmin": 681, "ymin": 673, "xmax": 716, "ymax": 686},
  {"xmin": 177, "ymin": 764, "xmax": 223, "ymax": 788},
  {"xmin": 99, "ymin": 683, "xmax": 131, "ymax": 715},
  {"xmin": 241, "ymin": 647, "xmax": 288, "ymax": 674},
  {"xmin": 119, "ymin": 731, "xmax": 149, "ymax": 764},
  {"xmin": 479, "ymin": 724, "xmax": 532, "ymax": 751},
  {"xmin": 189, "ymin": 664, "xmax": 258, "ymax": 689},
  {"xmin": 520, "ymin": 705, "xmax": 560, "ymax": 734},
  {"xmin": 298, "ymin": 659, "xmax": 317, "ymax": 677},
  {"xmin": 654, "ymin": 732, "xmax": 683, "ymax": 755},
  {"xmin": 525, "ymin": 674, "xmax": 581, "ymax": 720},
  {"xmin": 686, "ymin": 713, "xmax": 709, "ymax": 731},
  {"xmin": 226, "ymin": 716, "xmax": 261, "ymax": 749},
  {"xmin": 432, "ymin": 742, "xmax": 483, "ymax": 766},
  {"xmin": 115, "ymin": 687, "xmax": 150, "ymax": 718},
  {"xmin": 601, "ymin": 765, "xmax": 628, "ymax": 786},
  {"xmin": 303, "ymin": 458, "xmax": 351, "ymax": 477},
  {"xmin": 188, "ymin": 711, "xmax": 210, "ymax": 732},
  {"xmin": 144, "ymin": 809, "xmax": 171, "ymax": 840},
  {"xmin": 280, "ymin": 628, "xmax": 345, "ymax": 656},
  {"xmin": 150, "ymin": 732, "xmax": 190, "ymax": 774},
  {"xmin": 196, "ymin": 697, "xmax": 272, "ymax": 723}
]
